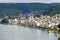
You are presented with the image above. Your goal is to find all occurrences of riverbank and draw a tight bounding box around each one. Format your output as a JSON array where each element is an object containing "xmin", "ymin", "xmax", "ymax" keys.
[
  {"xmin": 0, "ymin": 22, "xmax": 59, "ymax": 34},
  {"xmin": 17, "ymin": 23, "xmax": 59, "ymax": 34}
]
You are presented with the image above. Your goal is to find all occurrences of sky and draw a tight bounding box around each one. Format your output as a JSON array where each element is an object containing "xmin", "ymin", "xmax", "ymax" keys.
[{"xmin": 0, "ymin": 0, "xmax": 60, "ymax": 3}]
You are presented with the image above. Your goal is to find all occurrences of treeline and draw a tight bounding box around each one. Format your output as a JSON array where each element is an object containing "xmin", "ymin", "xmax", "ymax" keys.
[
  {"xmin": 0, "ymin": 3, "xmax": 60, "ymax": 17},
  {"xmin": 0, "ymin": 8, "xmax": 22, "ymax": 16},
  {"xmin": 43, "ymin": 5, "xmax": 60, "ymax": 16}
]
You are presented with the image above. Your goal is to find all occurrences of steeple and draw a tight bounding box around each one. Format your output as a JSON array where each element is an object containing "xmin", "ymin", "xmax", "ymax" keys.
[
  {"xmin": 56, "ymin": 14, "xmax": 57, "ymax": 19},
  {"xmin": 29, "ymin": 12, "xmax": 34, "ymax": 21}
]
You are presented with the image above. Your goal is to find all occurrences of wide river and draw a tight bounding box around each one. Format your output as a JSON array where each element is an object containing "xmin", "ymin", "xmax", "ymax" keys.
[{"xmin": 0, "ymin": 24, "xmax": 58, "ymax": 40}]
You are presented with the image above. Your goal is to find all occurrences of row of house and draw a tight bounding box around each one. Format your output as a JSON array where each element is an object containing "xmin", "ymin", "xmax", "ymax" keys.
[{"xmin": 8, "ymin": 14, "xmax": 60, "ymax": 28}]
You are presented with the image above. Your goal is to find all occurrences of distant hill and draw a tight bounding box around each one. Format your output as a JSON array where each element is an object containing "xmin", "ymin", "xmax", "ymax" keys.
[
  {"xmin": 43, "ymin": 4, "xmax": 60, "ymax": 16},
  {"xmin": 0, "ymin": 3, "xmax": 50, "ymax": 12},
  {"xmin": 0, "ymin": 3, "xmax": 60, "ymax": 17}
]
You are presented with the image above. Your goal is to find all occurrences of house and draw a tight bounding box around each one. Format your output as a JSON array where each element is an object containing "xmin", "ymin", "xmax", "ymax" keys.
[{"xmin": 9, "ymin": 18, "xmax": 18, "ymax": 24}]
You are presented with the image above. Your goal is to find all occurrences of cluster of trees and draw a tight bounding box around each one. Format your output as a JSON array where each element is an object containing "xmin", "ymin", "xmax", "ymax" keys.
[
  {"xmin": 58, "ymin": 37, "xmax": 60, "ymax": 40},
  {"xmin": 43, "ymin": 5, "xmax": 60, "ymax": 16},
  {"xmin": 0, "ymin": 8, "xmax": 22, "ymax": 16},
  {"xmin": 54, "ymin": 24, "xmax": 60, "ymax": 31},
  {"xmin": 1, "ymin": 18, "xmax": 9, "ymax": 24},
  {"xmin": 0, "ymin": 3, "xmax": 60, "ymax": 17}
]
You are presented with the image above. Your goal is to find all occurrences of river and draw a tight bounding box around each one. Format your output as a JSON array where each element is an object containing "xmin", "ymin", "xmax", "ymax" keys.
[{"xmin": 0, "ymin": 24, "xmax": 58, "ymax": 40}]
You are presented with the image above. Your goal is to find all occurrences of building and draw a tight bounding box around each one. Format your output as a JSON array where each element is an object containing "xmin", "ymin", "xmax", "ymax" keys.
[{"xmin": 9, "ymin": 18, "xmax": 18, "ymax": 24}]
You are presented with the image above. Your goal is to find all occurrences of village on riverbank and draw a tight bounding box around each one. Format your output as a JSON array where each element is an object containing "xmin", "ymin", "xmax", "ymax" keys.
[{"xmin": 1, "ymin": 13, "xmax": 60, "ymax": 33}]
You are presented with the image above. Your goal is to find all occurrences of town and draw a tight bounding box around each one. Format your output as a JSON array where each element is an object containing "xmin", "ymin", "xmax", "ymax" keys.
[{"xmin": 1, "ymin": 13, "xmax": 60, "ymax": 30}]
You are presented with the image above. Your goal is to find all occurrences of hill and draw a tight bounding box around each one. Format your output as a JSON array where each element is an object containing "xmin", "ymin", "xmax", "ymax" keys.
[{"xmin": 0, "ymin": 3, "xmax": 60, "ymax": 17}]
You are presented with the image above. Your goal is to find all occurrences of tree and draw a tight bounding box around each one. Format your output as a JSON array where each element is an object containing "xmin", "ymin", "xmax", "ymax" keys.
[
  {"xmin": 1, "ymin": 18, "xmax": 9, "ymax": 24},
  {"xmin": 58, "ymin": 37, "xmax": 60, "ymax": 40},
  {"xmin": 54, "ymin": 25, "xmax": 58, "ymax": 31},
  {"xmin": 58, "ymin": 24, "xmax": 60, "ymax": 28}
]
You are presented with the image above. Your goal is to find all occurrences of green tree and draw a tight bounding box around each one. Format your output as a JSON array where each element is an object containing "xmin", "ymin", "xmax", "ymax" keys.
[
  {"xmin": 58, "ymin": 37, "xmax": 60, "ymax": 40},
  {"xmin": 1, "ymin": 18, "xmax": 9, "ymax": 24},
  {"xmin": 54, "ymin": 25, "xmax": 58, "ymax": 31}
]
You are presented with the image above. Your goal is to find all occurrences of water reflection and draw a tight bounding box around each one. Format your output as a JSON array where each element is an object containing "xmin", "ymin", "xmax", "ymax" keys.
[
  {"xmin": 48, "ymin": 31, "xmax": 58, "ymax": 40},
  {"xmin": 0, "ymin": 24, "xmax": 58, "ymax": 40}
]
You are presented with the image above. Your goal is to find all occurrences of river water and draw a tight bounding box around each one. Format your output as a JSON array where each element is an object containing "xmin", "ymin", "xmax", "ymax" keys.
[{"xmin": 0, "ymin": 24, "xmax": 58, "ymax": 40}]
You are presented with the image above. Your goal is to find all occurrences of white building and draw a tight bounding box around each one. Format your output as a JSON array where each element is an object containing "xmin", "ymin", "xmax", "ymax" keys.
[
  {"xmin": 9, "ymin": 18, "xmax": 18, "ymax": 24},
  {"xmin": 34, "ymin": 21, "xmax": 41, "ymax": 26}
]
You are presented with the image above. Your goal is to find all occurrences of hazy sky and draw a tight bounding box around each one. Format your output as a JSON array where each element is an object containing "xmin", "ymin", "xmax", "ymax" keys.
[{"xmin": 0, "ymin": 0, "xmax": 60, "ymax": 3}]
